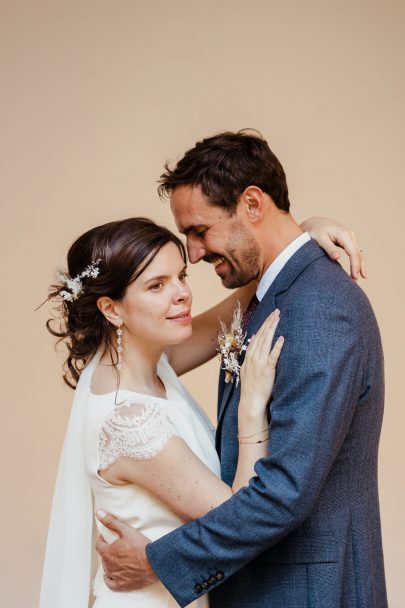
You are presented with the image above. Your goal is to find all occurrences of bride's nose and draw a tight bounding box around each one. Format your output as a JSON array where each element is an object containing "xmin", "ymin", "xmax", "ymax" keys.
[{"xmin": 173, "ymin": 282, "xmax": 190, "ymax": 302}]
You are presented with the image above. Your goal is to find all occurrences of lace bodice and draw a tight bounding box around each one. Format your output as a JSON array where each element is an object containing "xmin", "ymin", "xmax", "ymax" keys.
[{"xmin": 98, "ymin": 399, "xmax": 176, "ymax": 470}]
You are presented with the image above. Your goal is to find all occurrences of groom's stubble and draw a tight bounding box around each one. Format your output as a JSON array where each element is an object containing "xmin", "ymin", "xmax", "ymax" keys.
[{"xmin": 205, "ymin": 220, "xmax": 261, "ymax": 289}]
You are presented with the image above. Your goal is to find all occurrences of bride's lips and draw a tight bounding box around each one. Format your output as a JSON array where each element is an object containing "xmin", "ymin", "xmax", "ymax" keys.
[{"xmin": 167, "ymin": 310, "xmax": 192, "ymax": 323}]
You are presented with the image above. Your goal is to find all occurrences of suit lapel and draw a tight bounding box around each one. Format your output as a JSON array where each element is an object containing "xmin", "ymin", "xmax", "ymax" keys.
[{"xmin": 217, "ymin": 240, "xmax": 326, "ymax": 426}]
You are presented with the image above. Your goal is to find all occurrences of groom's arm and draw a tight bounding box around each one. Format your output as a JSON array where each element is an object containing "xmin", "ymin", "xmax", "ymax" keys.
[{"xmin": 143, "ymin": 280, "xmax": 375, "ymax": 607}]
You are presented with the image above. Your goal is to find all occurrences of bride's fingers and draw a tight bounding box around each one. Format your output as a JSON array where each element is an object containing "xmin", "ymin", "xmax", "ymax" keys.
[
  {"xmin": 246, "ymin": 309, "xmax": 280, "ymax": 371},
  {"xmin": 244, "ymin": 309, "xmax": 280, "ymax": 364},
  {"xmin": 336, "ymin": 229, "xmax": 363, "ymax": 280},
  {"xmin": 360, "ymin": 258, "xmax": 367, "ymax": 279},
  {"xmin": 252, "ymin": 309, "xmax": 279, "ymax": 343},
  {"xmin": 249, "ymin": 310, "xmax": 279, "ymax": 362},
  {"xmin": 268, "ymin": 336, "xmax": 285, "ymax": 366},
  {"xmin": 258, "ymin": 311, "xmax": 280, "ymax": 359},
  {"xmin": 245, "ymin": 314, "xmax": 273, "ymax": 359},
  {"xmin": 359, "ymin": 249, "xmax": 367, "ymax": 279}
]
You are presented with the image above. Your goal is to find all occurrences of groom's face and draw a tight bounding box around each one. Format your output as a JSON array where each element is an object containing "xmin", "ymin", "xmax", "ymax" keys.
[{"xmin": 170, "ymin": 185, "xmax": 261, "ymax": 289}]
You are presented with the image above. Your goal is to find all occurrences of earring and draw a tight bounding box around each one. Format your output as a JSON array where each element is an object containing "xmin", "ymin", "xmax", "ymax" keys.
[{"xmin": 116, "ymin": 324, "xmax": 123, "ymax": 370}]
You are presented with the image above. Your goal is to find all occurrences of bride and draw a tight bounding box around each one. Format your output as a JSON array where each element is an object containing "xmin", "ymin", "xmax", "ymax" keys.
[{"xmin": 39, "ymin": 216, "xmax": 364, "ymax": 607}]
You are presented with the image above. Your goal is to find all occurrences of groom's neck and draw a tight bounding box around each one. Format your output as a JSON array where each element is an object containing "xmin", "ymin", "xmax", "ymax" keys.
[{"xmin": 258, "ymin": 213, "xmax": 303, "ymax": 279}]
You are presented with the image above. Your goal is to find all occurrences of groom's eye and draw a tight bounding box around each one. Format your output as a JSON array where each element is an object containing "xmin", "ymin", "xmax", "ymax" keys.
[{"xmin": 195, "ymin": 229, "xmax": 207, "ymax": 237}]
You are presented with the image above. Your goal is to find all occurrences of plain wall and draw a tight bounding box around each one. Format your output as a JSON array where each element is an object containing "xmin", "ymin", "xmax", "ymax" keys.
[{"xmin": 1, "ymin": 1, "xmax": 404, "ymax": 606}]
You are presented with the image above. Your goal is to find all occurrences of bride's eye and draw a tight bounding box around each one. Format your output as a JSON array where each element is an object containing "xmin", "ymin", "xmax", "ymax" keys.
[
  {"xmin": 150, "ymin": 282, "xmax": 163, "ymax": 291},
  {"xmin": 179, "ymin": 272, "xmax": 189, "ymax": 282}
]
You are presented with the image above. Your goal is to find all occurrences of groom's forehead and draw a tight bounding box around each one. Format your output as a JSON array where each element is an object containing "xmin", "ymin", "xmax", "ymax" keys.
[{"xmin": 170, "ymin": 186, "xmax": 215, "ymax": 231}]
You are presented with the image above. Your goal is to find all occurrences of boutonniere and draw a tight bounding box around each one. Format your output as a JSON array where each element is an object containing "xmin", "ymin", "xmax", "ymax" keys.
[{"xmin": 217, "ymin": 301, "xmax": 248, "ymax": 386}]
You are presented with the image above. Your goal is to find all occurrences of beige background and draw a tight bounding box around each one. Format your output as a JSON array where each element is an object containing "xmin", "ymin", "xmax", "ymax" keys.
[{"xmin": 1, "ymin": 1, "xmax": 404, "ymax": 606}]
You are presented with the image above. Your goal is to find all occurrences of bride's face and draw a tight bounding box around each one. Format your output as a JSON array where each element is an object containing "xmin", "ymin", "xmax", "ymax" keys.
[{"xmin": 117, "ymin": 241, "xmax": 193, "ymax": 347}]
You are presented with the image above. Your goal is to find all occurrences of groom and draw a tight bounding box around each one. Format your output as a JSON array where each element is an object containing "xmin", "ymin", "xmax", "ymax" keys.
[{"xmin": 97, "ymin": 130, "xmax": 387, "ymax": 606}]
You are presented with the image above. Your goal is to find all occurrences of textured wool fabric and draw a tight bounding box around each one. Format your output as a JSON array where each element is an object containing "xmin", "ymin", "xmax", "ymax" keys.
[{"xmin": 146, "ymin": 241, "xmax": 387, "ymax": 608}]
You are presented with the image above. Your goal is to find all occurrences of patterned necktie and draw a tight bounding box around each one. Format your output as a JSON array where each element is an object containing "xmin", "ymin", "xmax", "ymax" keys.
[{"xmin": 241, "ymin": 294, "xmax": 259, "ymax": 334}]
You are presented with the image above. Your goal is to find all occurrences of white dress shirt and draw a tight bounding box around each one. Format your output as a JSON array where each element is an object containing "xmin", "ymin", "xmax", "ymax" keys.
[{"xmin": 256, "ymin": 232, "xmax": 311, "ymax": 301}]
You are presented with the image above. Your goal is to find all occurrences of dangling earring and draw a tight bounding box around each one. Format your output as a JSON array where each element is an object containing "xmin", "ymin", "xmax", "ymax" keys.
[{"xmin": 116, "ymin": 323, "xmax": 123, "ymax": 370}]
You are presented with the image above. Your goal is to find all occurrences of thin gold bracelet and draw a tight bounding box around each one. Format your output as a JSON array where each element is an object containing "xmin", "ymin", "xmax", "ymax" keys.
[
  {"xmin": 239, "ymin": 435, "xmax": 270, "ymax": 445},
  {"xmin": 237, "ymin": 426, "xmax": 269, "ymax": 440}
]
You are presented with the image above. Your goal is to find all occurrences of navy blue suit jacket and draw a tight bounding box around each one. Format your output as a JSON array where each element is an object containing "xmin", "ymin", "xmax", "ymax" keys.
[{"xmin": 147, "ymin": 241, "xmax": 387, "ymax": 607}]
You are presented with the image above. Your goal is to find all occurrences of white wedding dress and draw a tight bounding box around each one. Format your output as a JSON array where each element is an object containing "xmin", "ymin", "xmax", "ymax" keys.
[{"xmin": 40, "ymin": 351, "xmax": 220, "ymax": 608}]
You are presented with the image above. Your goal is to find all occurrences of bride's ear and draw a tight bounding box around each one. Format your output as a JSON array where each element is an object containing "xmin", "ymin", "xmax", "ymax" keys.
[{"xmin": 97, "ymin": 296, "xmax": 122, "ymax": 327}]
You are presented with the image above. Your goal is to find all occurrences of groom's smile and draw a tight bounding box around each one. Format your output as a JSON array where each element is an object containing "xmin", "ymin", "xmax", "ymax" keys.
[
  {"xmin": 170, "ymin": 185, "xmax": 260, "ymax": 289},
  {"xmin": 203, "ymin": 254, "xmax": 227, "ymax": 273}
]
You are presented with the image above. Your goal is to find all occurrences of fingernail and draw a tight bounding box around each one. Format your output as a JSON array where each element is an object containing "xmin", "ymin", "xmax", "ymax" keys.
[{"xmin": 97, "ymin": 510, "xmax": 107, "ymax": 519}]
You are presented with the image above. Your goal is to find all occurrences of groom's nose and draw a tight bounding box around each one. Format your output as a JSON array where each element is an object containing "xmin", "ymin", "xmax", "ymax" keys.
[{"xmin": 186, "ymin": 237, "xmax": 206, "ymax": 264}]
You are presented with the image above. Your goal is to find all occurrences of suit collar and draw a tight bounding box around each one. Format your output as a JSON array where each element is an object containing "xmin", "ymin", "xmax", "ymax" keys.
[
  {"xmin": 260, "ymin": 239, "xmax": 325, "ymax": 299},
  {"xmin": 256, "ymin": 231, "xmax": 311, "ymax": 301}
]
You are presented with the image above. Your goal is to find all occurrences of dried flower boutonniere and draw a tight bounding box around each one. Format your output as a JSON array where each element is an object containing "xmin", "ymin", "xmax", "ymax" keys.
[{"xmin": 217, "ymin": 301, "xmax": 248, "ymax": 386}]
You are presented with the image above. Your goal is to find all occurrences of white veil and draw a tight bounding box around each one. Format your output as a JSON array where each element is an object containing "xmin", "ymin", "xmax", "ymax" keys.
[{"xmin": 39, "ymin": 350, "xmax": 102, "ymax": 607}]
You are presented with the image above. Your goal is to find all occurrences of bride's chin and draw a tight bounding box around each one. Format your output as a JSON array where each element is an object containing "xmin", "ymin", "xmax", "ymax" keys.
[{"xmin": 167, "ymin": 326, "xmax": 193, "ymax": 344}]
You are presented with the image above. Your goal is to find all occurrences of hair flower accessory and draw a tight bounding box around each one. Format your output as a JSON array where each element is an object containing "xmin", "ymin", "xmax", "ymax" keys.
[
  {"xmin": 57, "ymin": 259, "xmax": 101, "ymax": 302},
  {"xmin": 217, "ymin": 301, "xmax": 248, "ymax": 386}
]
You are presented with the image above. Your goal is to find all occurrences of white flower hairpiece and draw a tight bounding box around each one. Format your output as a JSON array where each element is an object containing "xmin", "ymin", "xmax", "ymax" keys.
[
  {"xmin": 57, "ymin": 259, "xmax": 101, "ymax": 302},
  {"xmin": 217, "ymin": 301, "xmax": 248, "ymax": 386}
]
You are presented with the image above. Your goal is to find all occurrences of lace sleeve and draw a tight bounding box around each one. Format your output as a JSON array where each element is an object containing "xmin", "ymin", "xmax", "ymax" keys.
[{"xmin": 98, "ymin": 399, "xmax": 175, "ymax": 470}]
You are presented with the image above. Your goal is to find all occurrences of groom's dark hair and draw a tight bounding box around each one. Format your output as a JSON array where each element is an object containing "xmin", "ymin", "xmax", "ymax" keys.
[{"xmin": 158, "ymin": 129, "xmax": 290, "ymax": 213}]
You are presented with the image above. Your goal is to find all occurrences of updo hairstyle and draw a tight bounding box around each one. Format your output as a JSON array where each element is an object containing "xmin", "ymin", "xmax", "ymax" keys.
[{"xmin": 47, "ymin": 217, "xmax": 186, "ymax": 388}]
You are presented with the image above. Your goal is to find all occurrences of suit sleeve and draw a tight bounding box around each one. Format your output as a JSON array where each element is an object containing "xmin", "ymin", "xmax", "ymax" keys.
[{"xmin": 146, "ymin": 287, "xmax": 366, "ymax": 607}]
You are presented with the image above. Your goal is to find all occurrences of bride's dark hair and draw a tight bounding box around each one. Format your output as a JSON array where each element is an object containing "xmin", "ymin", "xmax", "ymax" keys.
[{"xmin": 46, "ymin": 217, "xmax": 187, "ymax": 388}]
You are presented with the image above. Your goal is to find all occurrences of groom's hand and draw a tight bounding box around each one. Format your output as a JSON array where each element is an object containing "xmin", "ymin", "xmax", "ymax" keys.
[{"xmin": 95, "ymin": 510, "xmax": 158, "ymax": 591}]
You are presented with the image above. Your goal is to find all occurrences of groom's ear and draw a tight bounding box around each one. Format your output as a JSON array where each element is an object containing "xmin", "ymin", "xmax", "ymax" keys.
[{"xmin": 240, "ymin": 186, "xmax": 265, "ymax": 223}]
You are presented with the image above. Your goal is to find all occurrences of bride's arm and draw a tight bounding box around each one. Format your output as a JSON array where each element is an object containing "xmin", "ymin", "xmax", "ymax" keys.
[
  {"xmin": 99, "ymin": 313, "xmax": 282, "ymax": 521},
  {"xmin": 167, "ymin": 217, "xmax": 365, "ymax": 377}
]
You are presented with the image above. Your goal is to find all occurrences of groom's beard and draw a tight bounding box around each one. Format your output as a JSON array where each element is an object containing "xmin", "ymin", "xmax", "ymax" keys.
[{"xmin": 204, "ymin": 228, "xmax": 260, "ymax": 289}]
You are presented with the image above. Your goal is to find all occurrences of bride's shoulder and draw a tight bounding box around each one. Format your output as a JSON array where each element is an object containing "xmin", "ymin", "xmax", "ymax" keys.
[{"xmin": 98, "ymin": 397, "xmax": 176, "ymax": 469}]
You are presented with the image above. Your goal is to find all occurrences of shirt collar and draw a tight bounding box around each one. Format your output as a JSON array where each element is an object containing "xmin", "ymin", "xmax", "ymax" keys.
[{"xmin": 256, "ymin": 232, "xmax": 311, "ymax": 301}]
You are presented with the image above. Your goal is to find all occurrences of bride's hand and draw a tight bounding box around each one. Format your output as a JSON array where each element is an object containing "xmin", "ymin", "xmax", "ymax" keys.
[
  {"xmin": 239, "ymin": 310, "xmax": 284, "ymax": 418},
  {"xmin": 300, "ymin": 217, "xmax": 366, "ymax": 280}
]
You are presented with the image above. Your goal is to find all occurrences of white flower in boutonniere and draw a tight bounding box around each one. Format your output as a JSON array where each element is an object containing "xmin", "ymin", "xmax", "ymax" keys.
[{"xmin": 217, "ymin": 301, "xmax": 248, "ymax": 386}]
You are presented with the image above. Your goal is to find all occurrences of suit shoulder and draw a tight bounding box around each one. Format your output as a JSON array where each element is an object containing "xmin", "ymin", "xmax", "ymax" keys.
[{"xmin": 288, "ymin": 255, "xmax": 373, "ymax": 315}]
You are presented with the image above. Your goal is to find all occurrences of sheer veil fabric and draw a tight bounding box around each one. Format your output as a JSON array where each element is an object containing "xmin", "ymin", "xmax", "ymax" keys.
[{"xmin": 39, "ymin": 351, "xmax": 102, "ymax": 608}]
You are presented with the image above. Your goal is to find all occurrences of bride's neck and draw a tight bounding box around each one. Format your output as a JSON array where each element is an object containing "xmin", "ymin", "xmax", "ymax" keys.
[{"xmin": 101, "ymin": 335, "xmax": 165, "ymax": 396}]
